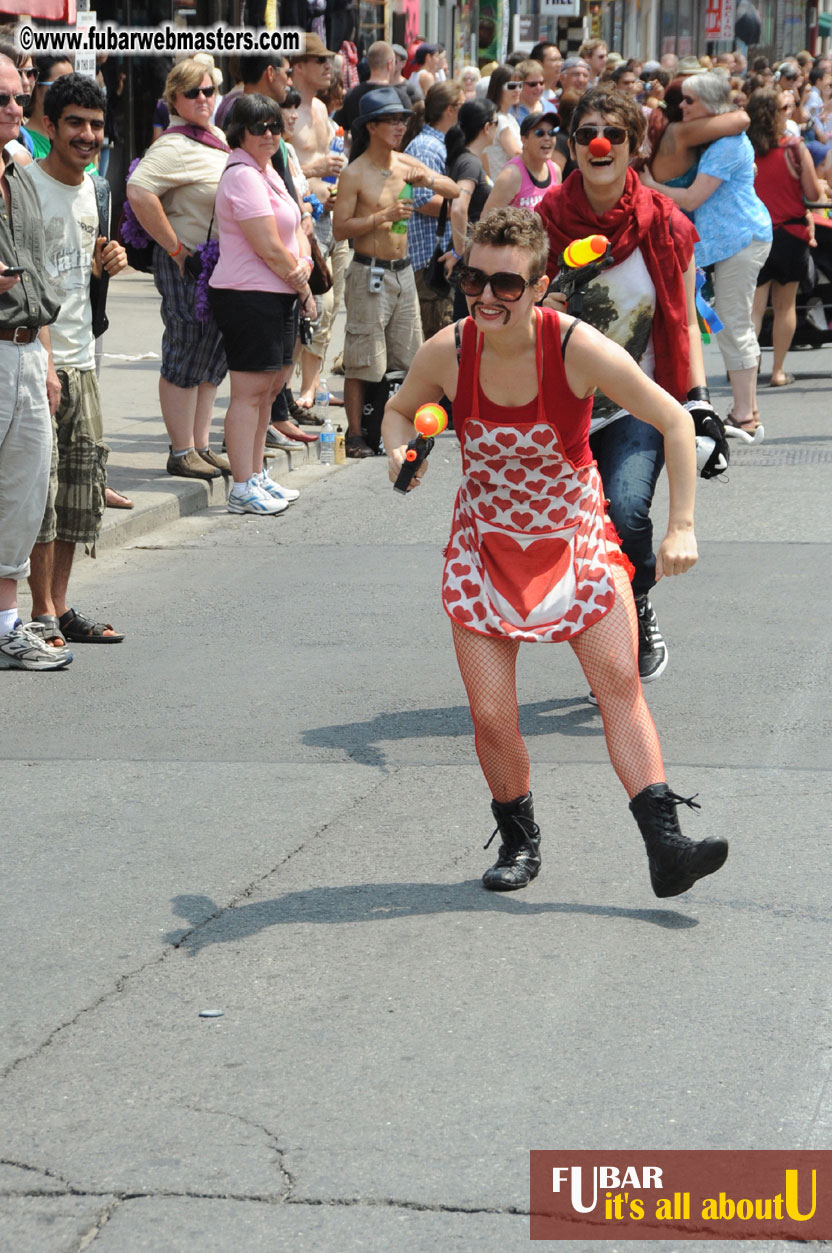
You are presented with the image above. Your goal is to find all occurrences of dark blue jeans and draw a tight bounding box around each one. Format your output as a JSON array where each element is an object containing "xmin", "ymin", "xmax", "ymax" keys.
[{"xmin": 590, "ymin": 413, "xmax": 665, "ymax": 598}]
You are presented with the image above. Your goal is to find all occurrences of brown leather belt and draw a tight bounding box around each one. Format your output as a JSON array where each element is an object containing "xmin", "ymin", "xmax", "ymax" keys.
[{"xmin": 0, "ymin": 327, "xmax": 40, "ymax": 344}]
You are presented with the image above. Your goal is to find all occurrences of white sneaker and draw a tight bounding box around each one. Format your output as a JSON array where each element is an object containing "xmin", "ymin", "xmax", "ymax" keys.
[
  {"xmin": 258, "ymin": 471, "xmax": 299, "ymax": 503},
  {"xmin": 0, "ymin": 621, "xmax": 73, "ymax": 670},
  {"xmin": 226, "ymin": 478, "xmax": 288, "ymax": 516}
]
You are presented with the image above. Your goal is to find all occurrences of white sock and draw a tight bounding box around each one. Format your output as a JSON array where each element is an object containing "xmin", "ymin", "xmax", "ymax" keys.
[
  {"xmin": 0, "ymin": 608, "xmax": 18, "ymax": 634},
  {"xmin": 173, "ymin": 446, "xmax": 194, "ymax": 457},
  {"xmin": 232, "ymin": 480, "xmax": 250, "ymax": 492}
]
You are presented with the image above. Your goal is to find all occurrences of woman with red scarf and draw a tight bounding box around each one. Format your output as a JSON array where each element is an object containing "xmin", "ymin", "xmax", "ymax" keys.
[{"xmin": 536, "ymin": 88, "xmax": 721, "ymax": 690}]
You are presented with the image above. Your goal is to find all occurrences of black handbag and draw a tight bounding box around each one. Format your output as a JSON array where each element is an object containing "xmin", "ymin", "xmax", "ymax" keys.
[
  {"xmin": 424, "ymin": 198, "xmax": 451, "ymax": 296},
  {"xmin": 90, "ymin": 174, "xmax": 111, "ymax": 338}
]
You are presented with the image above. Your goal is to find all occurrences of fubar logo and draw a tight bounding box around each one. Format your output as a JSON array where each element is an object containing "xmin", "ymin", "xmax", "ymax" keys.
[{"xmin": 530, "ymin": 1151, "xmax": 830, "ymax": 1241}]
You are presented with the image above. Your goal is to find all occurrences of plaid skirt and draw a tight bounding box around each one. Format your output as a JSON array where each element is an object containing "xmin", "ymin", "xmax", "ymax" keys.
[{"xmin": 153, "ymin": 247, "xmax": 227, "ymax": 389}]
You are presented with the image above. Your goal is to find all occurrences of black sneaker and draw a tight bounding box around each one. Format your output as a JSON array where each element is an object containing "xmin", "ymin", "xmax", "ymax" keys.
[{"xmin": 635, "ymin": 594, "xmax": 668, "ymax": 682}]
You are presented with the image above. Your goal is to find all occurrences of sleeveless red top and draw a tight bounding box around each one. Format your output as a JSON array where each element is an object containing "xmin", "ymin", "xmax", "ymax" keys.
[
  {"xmin": 453, "ymin": 307, "xmax": 592, "ymax": 466},
  {"xmin": 754, "ymin": 143, "xmax": 810, "ymax": 241}
]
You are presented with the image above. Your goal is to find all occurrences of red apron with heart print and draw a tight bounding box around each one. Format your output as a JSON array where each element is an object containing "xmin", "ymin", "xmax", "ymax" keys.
[{"xmin": 441, "ymin": 309, "xmax": 620, "ymax": 643}]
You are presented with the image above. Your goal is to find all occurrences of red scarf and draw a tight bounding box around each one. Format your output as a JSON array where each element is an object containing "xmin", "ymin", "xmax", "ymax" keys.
[{"xmin": 536, "ymin": 166, "xmax": 697, "ymax": 401}]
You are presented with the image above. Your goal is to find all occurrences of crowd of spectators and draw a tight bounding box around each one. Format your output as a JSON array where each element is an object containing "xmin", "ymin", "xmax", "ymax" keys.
[{"xmin": 2, "ymin": 25, "xmax": 831, "ymax": 671}]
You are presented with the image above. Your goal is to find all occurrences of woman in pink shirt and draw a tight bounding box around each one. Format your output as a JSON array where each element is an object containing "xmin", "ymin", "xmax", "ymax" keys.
[
  {"xmin": 482, "ymin": 108, "xmax": 560, "ymax": 216},
  {"xmin": 209, "ymin": 95, "xmax": 316, "ymax": 515}
]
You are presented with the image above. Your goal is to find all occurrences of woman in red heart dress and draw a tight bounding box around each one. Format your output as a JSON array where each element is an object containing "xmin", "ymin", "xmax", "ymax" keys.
[{"xmin": 382, "ymin": 208, "xmax": 728, "ymax": 899}]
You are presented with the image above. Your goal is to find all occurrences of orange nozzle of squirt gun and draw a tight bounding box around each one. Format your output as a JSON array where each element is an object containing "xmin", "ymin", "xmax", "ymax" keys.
[
  {"xmin": 562, "ymin": 235, "xmax": 610, "ymax": 269},
  {"xmin": 405, "ymin": 403, "xmax": 447, "ymax": 459}
]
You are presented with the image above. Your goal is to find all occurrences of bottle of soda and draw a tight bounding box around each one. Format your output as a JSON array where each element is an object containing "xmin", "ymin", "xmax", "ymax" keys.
[
  {"xmin": 322, "ymin": 126, "xmax": 345, "ymax": 185},
  {"xmin": 390, "ymin": 183, "xmax": 412, "ymax": 235}
]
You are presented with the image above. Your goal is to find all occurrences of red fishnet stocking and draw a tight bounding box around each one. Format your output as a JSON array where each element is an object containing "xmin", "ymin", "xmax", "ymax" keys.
[
  {"xmin": 452, "ymin": 621, "xmax": 528, "ymax": 803},
  {"xmin": 569, "ymin": 564, "xmax": 665, "ymax": 798},
  {"xmin": 451, "ymin": 565, "xmax": 665, "ymax": 803}
]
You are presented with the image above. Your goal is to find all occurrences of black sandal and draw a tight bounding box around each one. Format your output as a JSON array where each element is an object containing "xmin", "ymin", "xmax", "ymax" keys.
[
  {"xmin": 345, "ymin": 435, "xmax": 375, "ymax": 459},
  {"xmin": 59, "ymin": 607, "xmax": 125, "ymax": 643},
  {"xmin": 289, "ymin": 399, "xmax": 324, "ymax": 426}
]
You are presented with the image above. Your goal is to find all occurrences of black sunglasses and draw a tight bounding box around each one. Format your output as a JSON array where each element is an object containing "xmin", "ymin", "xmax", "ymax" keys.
[
  {"xmin": 572, "ymin": 124, "xmax": 628, "ymax": 146},
  {"xmin": 248, "ymin": 120, "xmax": 282, "ymax": 135},
  {"xmin": 21, "ymin": 67, "xmax": 38, "ymax": 82},
  {"xmin": 182, "ymin": 84, "xmax": 216, "ymax": 99},
  {"xmin": 0, "ymin": 92, "xmax": 30, "ymax": 110},
  {"xmin": 457, "ymin": 265, "xmax": 540, "ymax": 302},
  {"xmin": 506, "ymin": 82, "xmax": 523, "ymax": 90}
]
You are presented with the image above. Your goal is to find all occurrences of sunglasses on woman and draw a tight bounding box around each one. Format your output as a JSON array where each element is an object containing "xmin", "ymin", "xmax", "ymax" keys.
[
  {"xmin": 506, "ymin": 82, "xmax": 522, "ymax": 90},
  {"xmin": 456, "ymin": 266, "xmax": 540, "ymax": 302},
  {"xmin": 247, "ymin": 120, "xmax": 282, "ymax": 135},
  {"xmin": 0, "ymin": 92, "xmax": 30, "ymax": 110},
  {"xmin": 21, "ymin": 67, "xmax": 38, "ymax": 83},
  {"xmin": 572, "ymin": 124, "xmax": 628, "ymax": 146},
  {"xmin": 182, "ymin": 84, "xmax": 215, "ymax": 99}
]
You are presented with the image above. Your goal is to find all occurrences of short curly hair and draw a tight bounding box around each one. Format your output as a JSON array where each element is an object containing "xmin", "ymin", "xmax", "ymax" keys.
[
  {"xmin": 43, "ymin": 72, "xmax": 106, "ymax": 125},
  {"xmin": 569, "ymin": 85, "xmax": 646, "ymax": 154},
  {"xmin": 466, "ymin": 206, "xmax": 549, "ymax": 281}
]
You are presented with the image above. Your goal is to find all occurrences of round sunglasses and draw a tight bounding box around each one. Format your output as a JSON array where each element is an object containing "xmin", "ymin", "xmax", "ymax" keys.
[
  {"xmin": 572, "ymin": 124, "xmax": 628, "ymax": 146},
  {"xmin": 456, "ymin": 266, "xmax": 540, "ymax": 302},
  {"xmin": 182, "ymin": 84, "xmax": 215, "ymax": 99},
  {"xmin": 247, "ymin": 120, "xmax": 282, "ymax": 135},
  {"xmin": 527, "ymin": 125, "xmax": 557, "ymax": 138}
]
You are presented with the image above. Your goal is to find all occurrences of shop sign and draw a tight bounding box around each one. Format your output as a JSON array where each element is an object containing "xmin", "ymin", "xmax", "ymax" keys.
[
  {"xmin": 705, "ymin": 0, "xmax": 735, "ymax": 40},
  {"xmin": 540, "ymin": 0, "xmax": 581, "ymax": 13}
]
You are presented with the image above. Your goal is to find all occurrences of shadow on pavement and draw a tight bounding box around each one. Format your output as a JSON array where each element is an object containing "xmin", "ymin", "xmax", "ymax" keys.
[
  {"xmin": 303, "ymin": 697, "xmax": 602, "ymax": 769},
  {"xmin": 164, "ymin": 886, "xmax": 697, "ymax": 953}
]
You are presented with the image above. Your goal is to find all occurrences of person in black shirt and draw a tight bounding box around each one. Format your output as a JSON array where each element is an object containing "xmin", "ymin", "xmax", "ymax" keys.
[{"xmin": 334, "ymin": 42, "xmax": 411, "ymax": 134}]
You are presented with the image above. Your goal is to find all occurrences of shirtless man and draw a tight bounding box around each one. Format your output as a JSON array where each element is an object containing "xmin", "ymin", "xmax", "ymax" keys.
[
  {"xmin": 288, "ymin": 34, "xmax": 343, "ymax": 208},
  {"xmin": 333, "ymin": 87, "xmax": 458, "ymax": 458}
]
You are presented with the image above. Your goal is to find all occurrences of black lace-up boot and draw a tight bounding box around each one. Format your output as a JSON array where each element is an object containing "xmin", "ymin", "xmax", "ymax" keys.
[
  {"xmin": 482, "ymin": 792, "xmax": 541, "ymax": 891},
  {"xmin": 630, "ymin": 783, "xmax": 728, "ymax": 898}
]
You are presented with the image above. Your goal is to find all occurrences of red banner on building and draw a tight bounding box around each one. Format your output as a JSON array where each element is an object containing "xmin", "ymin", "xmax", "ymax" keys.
[
  {"xmin": 530, "ymin": 1151, "xmax": 830, "ymax": 1241},
  {"xmin": 705, "ymin": 0, "xmax": 735, "ymax": 40}
]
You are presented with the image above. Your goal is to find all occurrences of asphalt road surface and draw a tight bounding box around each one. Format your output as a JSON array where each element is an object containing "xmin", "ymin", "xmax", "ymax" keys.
[{"xmin": 2, "ymin": 353, "xmax": 831, "ymax": 1252}]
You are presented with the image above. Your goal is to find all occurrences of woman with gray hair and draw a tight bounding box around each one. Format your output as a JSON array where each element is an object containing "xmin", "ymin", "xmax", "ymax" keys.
[{"xmin": 641, "ymin": 71, "xmax": 772, "ymax": 442}]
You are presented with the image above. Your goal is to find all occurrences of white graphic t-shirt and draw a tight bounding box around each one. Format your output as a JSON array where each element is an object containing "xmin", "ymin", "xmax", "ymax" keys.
[
  {"xmin": 25, "ymin": 163, "xmax": 98, "ymax": 370},
  {"xmin": 578, "ymin": 247, "xmax": 656, "ymax": 435}
]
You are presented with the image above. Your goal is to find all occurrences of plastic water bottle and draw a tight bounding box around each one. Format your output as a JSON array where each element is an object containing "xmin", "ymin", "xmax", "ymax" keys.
[
  {"xmin": 322, "ymin": 126, "xmax": 345, "ymax": 184},
  {"xmin": 317, "ymin": 379, "xmax": 335, "ymax": 464}
]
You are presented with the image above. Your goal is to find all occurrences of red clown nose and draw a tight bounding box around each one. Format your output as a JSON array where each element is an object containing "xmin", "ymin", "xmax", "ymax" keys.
[{"xmin": 588, "ymin": 135, "xmax": 612, "ymax": 158}]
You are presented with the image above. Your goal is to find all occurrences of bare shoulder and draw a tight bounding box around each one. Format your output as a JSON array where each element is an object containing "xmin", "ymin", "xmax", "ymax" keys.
[
  {"xmin": 338, "ymin": 158, "xmax": 362, "ymax": 187},
  {"xmin": 400, "ymin": 322, "xmax": 461, "ymax": 404}
]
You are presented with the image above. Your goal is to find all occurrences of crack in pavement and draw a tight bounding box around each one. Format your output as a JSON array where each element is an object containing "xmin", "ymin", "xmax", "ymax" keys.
[
  {"xmin": 180, "ymin": 1106, "xmax": 295, "ymax": 1196},
  {"xmin": 75, "ymin": 1197, "xmax": 123, "ymax": 1251},
  {"xmin": 0, "ymin": 772, "xmax": 393, "ymax": 1084},
  {"xmin": 167, "ymin": 770, "xmax": 395, "ymax": 953},
  {"xmin": 0, "ymin": 1187, "xmax": 529, "ymax": 1216}
]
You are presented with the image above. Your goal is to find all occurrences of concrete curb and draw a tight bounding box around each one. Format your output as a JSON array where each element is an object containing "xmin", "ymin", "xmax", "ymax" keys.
[{"xmin": 98, "ymin": 443, "xmax": 344, "ymax": 551}]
